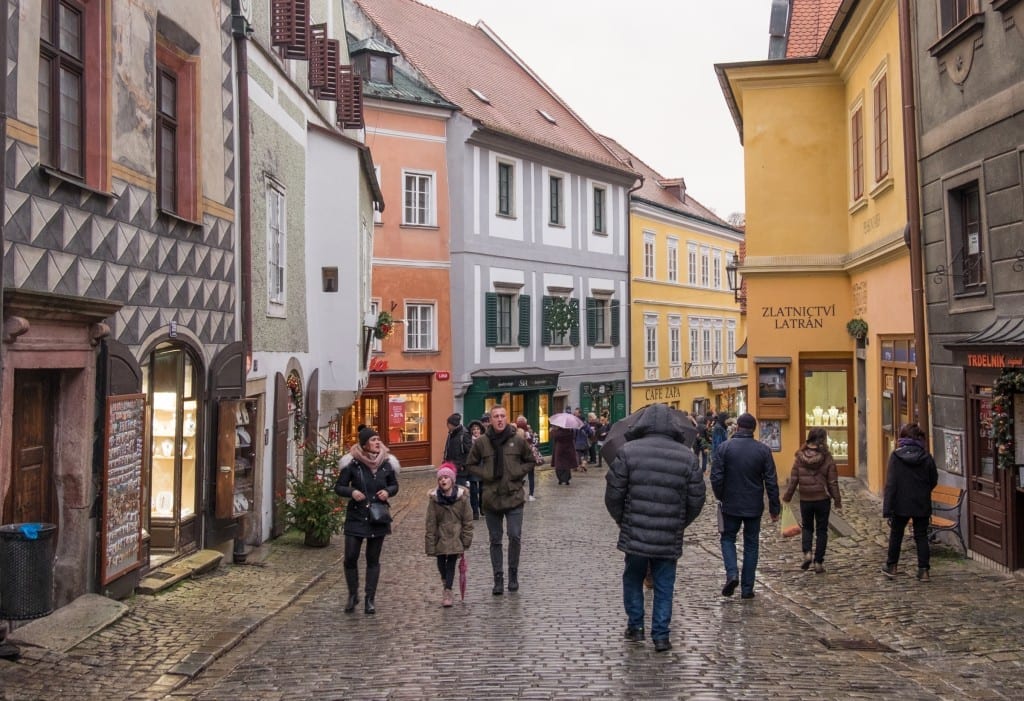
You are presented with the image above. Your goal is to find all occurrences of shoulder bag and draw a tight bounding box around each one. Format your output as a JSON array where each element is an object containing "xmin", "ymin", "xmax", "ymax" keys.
[{"xmin": 361, "ymin": 465, "xmax": 392, "ymax": 525}]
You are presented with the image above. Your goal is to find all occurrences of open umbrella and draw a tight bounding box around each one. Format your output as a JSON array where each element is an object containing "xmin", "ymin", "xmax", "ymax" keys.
[
  {"xmin": 600, "ymin": 406, "xmax": 698, "ymax": 466},
  {"xmin": 549, "ymin": 412, "xmax": 584, "ymax": 430},
  {"xmin": 458, "ymin": 554, "xmax": 468, "ymax": 601}
]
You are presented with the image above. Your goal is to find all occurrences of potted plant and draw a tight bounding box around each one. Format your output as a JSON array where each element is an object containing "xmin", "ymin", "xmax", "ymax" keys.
[
  {"xmin": 280, "ymin": 436, "xmax": 345, "ymax": 547},
  {"xmin": 846, "ymin": 318, "xmax": 869, "ymax": 341}
]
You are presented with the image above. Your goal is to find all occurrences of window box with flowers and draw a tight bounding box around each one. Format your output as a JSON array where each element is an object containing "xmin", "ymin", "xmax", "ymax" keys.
[
  {"xmin": 993, "ymin": 370, "xmax": 1024, "ymax": 471},
  {"xmin": 279, "ymin": 436, "xmax": 344, "ymax": 547}
]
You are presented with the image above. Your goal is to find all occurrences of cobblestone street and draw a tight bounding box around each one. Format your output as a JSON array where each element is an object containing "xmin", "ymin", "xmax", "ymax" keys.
[{"xmin": 5, "ymin": 466, "xmax": 1024, "ymax": 700}]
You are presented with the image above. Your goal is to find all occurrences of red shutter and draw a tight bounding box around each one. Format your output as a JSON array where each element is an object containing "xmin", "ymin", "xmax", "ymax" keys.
[
  {"xmin": 336, "ymin": 67, "xmax": 364, "ymax": 129},
  {"xmin": 308, "ymin": 24, "xmax": 339, "ymax": 100},
  {"xmin": 270, "ymin": 0, "xmax": 310, "ymax": 60}
]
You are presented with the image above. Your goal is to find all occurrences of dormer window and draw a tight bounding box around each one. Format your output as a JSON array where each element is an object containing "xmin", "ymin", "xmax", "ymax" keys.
[{"xmin": 349, "ymin": 37, "xmax": 398, "ymax": 86}]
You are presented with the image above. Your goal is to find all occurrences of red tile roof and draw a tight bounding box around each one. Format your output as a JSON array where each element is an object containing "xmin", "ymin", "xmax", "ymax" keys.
[
  {"xmin": 597, "ymin": 135, "xmax": 733, "ymax": 228},
  {"xmin": 352, "ymin": 0, "xmax": 631, "ymax": 174},
  {"xmin": 786, "ymin": 0, "xmax": 843, "ymax": 57}
]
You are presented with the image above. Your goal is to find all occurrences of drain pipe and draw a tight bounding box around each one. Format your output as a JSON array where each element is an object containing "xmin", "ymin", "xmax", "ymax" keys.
[
  {"xmin": 898, "ymin": 0, "xmax": 929, "ymax": 433},
  {"xmin": 626, "ymin": 175, "xmax": 644, "ymax": 412}
]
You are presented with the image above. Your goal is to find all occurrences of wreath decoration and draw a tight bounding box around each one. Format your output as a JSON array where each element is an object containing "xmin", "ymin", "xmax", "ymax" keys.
[
  {"xmin": 374, "ymin": 311, "xmax": 396, "ymax": 340},
  {"xmin": 993, "ymin": 370, "xmax": 1024, "ymax": 470},
  {"xmin": 548, "ymin": 297, "xmax": 574, "ymax": 337},
  {"xmin": 286, "ymin": 373, "xmax": 305, "ymax": 442}
]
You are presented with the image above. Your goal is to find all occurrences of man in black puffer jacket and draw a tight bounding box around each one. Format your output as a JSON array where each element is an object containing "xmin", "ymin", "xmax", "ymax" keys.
[{"xmin": 605, "ymin": 403, "xmax": 706, "ymax": 653}]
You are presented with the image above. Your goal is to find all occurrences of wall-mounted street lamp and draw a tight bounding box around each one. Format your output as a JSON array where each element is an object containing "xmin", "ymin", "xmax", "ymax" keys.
[{"xmin": 725, "ymin": 252, "xmax": 743, "ymax": 303}]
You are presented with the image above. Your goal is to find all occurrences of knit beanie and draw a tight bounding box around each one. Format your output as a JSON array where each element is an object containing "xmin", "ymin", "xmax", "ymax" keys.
[
  {"xmin": 436, "ymin": 462, "xmax": 457, "ymax": 481},
  {"xmin": 358, "ymin": 427, "xmax": 379, "ymax": 447},
  {"xmin": 737, "ymin": 413, "xmax": 757, "ymax": 430}
]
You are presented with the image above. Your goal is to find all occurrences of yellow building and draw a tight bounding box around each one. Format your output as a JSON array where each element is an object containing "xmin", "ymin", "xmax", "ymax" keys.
[
  {"xmin": 600, "ymin": 137, "xmax": 747, "ymax": 418},
  {"xmin": 717, "ymin": 0, "xmax": 914, "ymax": 490}
]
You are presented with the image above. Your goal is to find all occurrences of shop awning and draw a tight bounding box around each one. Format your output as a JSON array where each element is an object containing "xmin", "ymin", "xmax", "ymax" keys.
[{"xmin": 945, "ymin": 317, "xmax": 1024, "ymax": 349}]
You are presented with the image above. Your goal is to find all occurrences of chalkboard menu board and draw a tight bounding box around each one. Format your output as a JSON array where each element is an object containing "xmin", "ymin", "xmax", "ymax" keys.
[{"xmin": 101, "ymin": 394, "xmax": 146, "ymax": 585}]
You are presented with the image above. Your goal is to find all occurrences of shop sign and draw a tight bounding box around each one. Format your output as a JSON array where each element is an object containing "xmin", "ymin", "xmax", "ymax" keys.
[
  {"xmin": 761, "ymin": 304, "xmax": 836, "ymax": 329},
  {"xmin": 966, "ymin": 352, "xmax": 1024, "ymax": 369},
  {"xmin": 369, "ymin": 357, "xmax": 389, "ymax": 372},
  {"xmin": 643, "ymin": 385, "xmax": 681, "ymax": 401},
  {"xmin": 435, "ymin": 371, "xmax": 450, "ymax": 381},
  {"xmin": 486, "ymin": 374, "xmax": 558, "ymax": 389}
]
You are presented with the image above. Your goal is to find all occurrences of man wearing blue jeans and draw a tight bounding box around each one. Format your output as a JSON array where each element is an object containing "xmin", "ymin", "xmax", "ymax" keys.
[
  {"xmin": 605, "ymin": 403, "xmax": 705, "ymax": 652},
  {"xmin": 711, "ymin": 412, "xmax": 781, "ymax": 599}
]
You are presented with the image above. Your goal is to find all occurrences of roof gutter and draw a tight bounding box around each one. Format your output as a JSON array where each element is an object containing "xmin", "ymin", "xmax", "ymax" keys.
[
  {"xmin": 898, "ymin": 0, "xmax": 929, "ymax": 433},
  {"xmin": 626, "ymin": 175, "xmax": 645, "ymax": 410}
]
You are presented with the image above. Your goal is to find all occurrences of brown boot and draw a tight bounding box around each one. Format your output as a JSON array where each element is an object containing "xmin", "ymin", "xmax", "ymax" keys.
[
  {"xmin": 916, "ymin": 568, "xmax": 930, "ymax": 582},
  {"xmin": 442, "ymin": 588, "xmax": 453, "ymax": 607}
]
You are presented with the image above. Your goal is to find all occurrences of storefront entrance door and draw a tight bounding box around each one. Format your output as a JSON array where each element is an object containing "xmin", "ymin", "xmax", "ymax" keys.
[
  {"xmin": 4, "ymin": 370, "xmax": 58, "ymax": 525},
  {"xmin": 967, "ymin": 383, "xmax": 1009, "ymax": 564}
]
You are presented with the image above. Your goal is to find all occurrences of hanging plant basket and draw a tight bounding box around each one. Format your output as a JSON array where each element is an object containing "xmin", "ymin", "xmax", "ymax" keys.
[
  {"xmin": 373, "ymin": 311, "xmax": 396, "ymax": 340},
  {"xmin": 993, "ymin": 370, "xmax": 1024, "ymax": 470},
  {"xmin": 846, "ymin": 318, "xmax": 869, "ymax": 340},
  {"xmin": 286, "ymin": 373, "xmax": 305, "ymax": 442}
]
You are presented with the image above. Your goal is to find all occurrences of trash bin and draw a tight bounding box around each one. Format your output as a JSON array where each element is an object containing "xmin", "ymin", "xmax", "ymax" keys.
[{"xmin": 0, "ymin": 523, "xmax": 57, "ymax": 620}]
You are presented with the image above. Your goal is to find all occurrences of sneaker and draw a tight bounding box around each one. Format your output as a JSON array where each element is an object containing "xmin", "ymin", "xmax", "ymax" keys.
[
  {"xmin": 624, "ymin": 627, "xmax": 644, "ymax": 642},
  {"xmin": 917, "ymin": 568, "xmax": 930, "ymax": 582},
  {"xmin": 653, "ymin": 638, "xmax": 672, "ymax": 653},
  {"xmin": 880, "ymin": 564, "xmax": 897, "ymax": 578},
  {"xmin": 528, "ymin": 495, "xmax": 536, "ymax": 501},
  {"xmin": 721, "ymin": 578, "xmax": 739, "ymax": 597},
  {"xmin": 741, "ymin": 592, "xmax": 756, "ymax": 600}
]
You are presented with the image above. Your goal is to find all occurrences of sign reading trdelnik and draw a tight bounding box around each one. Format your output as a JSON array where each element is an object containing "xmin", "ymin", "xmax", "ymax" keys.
[{"xmin": 761, "ymin": 305, "xmax": 837, "ymax": 329}]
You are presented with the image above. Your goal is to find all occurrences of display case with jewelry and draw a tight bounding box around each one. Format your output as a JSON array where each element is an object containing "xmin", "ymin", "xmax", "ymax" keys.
[
  {"xmin": 216, "ymin": 399, "xmax": 258, "ymax": 519},
  {"xmin": 150, "ymin": 393, "xmax": 198, "ymax": 521}
]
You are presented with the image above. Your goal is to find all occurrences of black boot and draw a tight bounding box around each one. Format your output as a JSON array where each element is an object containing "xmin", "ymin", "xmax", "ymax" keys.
[
  {"xmin": 364, "ymin": 597, "xmax": 376, "ymax": 614},
  {"xmin": 507, "ymin": 568, "xmax": 519, "ymax": 592},
  {"xmin": 344, "ymin": 568, "xmax": 359, "ymax": 613},
  {"xmin": 492, "ymin": 573, "xmax": 504, "ymax": 595},
  {"xmin": 364, "ymin": 560, "xmax": 380, "ymax": 614}
]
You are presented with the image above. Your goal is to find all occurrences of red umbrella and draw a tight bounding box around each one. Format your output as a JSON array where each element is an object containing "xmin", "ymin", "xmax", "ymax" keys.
[{"xmin": 459, "ymin": 554, "xmax": 468, "ymax": 601}]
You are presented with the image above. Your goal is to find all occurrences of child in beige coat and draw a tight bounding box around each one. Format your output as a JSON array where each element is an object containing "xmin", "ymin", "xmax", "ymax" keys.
[{"xmin": 425, "ymin": 462, "xmax": 474, "ymax": 606}]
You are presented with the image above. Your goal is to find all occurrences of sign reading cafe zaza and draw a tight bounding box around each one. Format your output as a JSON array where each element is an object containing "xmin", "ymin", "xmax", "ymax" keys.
[{"xmin": 761, "ymin": 305, "xmax": 836, "ymax": 329}]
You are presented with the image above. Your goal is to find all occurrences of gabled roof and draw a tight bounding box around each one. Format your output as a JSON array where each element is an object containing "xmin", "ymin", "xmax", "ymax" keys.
[
  {"xmin": 597, "ymin": 134, "xmax": 735, "ymax": 230},
  {"xmin": 786, "ymin": 0, "xmax": 845, "ymax": 57},
  {"xmin": 352, "ymin": 0, "xmax": 633, "ymax": 176}
]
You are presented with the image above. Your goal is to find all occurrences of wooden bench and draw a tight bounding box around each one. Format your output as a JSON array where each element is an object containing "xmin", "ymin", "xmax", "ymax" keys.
[{"xmin": 929, "ymin": 485, "xmax": 966, "ymax": 554}]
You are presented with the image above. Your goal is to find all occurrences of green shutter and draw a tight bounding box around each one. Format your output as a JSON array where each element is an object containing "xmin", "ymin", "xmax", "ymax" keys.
[
  {"xmin": 610, "ymin": 299, "xmax": 621, "ymax": 347},
  {"xmin": 579, "ymin": 386, "xmax": 592, "ymax": 417},
  {"xmin": 485, "ymin": 292, "xmax": 498, "ymax": 347},
  {"xmin": 586, "ymin": 297, "xmax": 598, "ymax": 346},
  {"xmin": 518, "ymin": 294, "xmax": 531, "ymax": 347},
  {"xmin": 541, "ymin": 296, "xmax": 553, "ymax": 346},
  {"xmin": 569, "ymin": 298, "xmax": 580, "ymax": 347}
]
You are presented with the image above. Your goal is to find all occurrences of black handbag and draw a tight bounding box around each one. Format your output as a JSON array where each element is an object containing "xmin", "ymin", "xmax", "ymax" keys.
[{"xmin": 361, "ymin": 465, "xmax": 392, "ymax": 524}]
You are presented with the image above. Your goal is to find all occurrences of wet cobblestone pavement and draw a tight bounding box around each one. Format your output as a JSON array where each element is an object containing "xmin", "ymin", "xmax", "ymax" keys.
[{"xmin": 4, "ymin": 466, "xmax": 1024, "ymax": 700}]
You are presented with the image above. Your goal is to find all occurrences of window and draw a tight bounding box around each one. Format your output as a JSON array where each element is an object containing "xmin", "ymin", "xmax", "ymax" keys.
[
  {"xmin": 497, "ymin": 162, "xmax": 514, "ymax": 216},
  {"xmin": 702, "ymin": 327, "xmax": 712, "ymax": 374},
  {"xmin": 727, "ymin": 326, "xmax": 736, "ymax": 372},
  {"xmin": 156, "ymin": 39, "xmax": 200, "ymax": 220},
  {"xmin": 667, "ymin": 238, "xmax": 678, "ymax": 282},
  {"xmin": 669, "ymin": 324, "xmax": 681, "ymax": 366},
  {"xmin": 586, "ymin": 295, "xmax": 620, "ymax": 347},
  {"xmin": 39, "ymin": 0, "xmax": 107, "ymax": 190},
  {"xmin": 951, "ymin": 183, "xmax": 984, "ymax": 294},
  {"xmin": 688, "ymin": 244, "xmax": 698, "ymax": 285},
  {"xmin": 405, "ymin": 303, "xmax": 435, "ymax": 351},
  {"xmin": 645, "ymin": 316, "xmax": 658, "ymax": 367},
  {"xmin": 713, "ymin": 327, "xmax": 723, "ymax": 373},
  {"xmin": 712, "ymin": 250, "xmax": 722, "ymax": 289},
  {"xmin": 689, "ymin": 326, "xmax": 700, "ymax": 369},
  {"xmin": 485, "ymin": 289, "xmax": 530, "ymax": 348},
  {"xmin": 851, "ymin": 105, "xmax": 865, "ymax": 201},
  {"xmin": 373, "ymin": 165, "xmax": 382, "ymax": 224},
  {"xmin": 403, "ymin": 171, "xmax": 434, "ymax": 226},
  {"xmin": 700, "ymin": 247, "xmax": 710, "ymax": 287},
  {"xmin": 369, "ymin": 300, "xmax": 382, "ymax": 353},
  {"xmin": 542, "ymin": 294, "xmax": 578, "ymax": 347},
  {"xmin": 643, "ymin": 233, "xmax": 655, "ymax": 278},
  {"xmin": 873, "ymin": 75, "xmax": 889, "ymax": 182},
  {"xmin": 549, "ymin": 175, "xmax": 564, "ymax": 225},
  {"xmin": 940, "ymin": 0, "xmax": 974, "ymax": 34},
  {"xmin": 267, "ymin": 182, "xmax": 286, "ymax": 307},
  {"xmin": 593, "ymin": 187, "xmax": 606, "ymax": 234}
]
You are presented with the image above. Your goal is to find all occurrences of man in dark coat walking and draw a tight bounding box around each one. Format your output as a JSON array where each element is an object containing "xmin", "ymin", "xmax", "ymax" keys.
[
  {"xmin": 710, "ymin": 412, "xmax": 781, "ymax": 600},
  {"xmin": 881, "ymin": 422, "xmax": 939, "ymax": 581},
  {"xmin": 605, "ymin": 403, "xmax": 706, "ymax": 652}
]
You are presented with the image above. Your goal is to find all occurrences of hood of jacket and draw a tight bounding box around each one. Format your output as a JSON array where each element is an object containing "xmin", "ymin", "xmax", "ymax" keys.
[
  {"xmin": 893, "ymin": 440, "xmax": 930, "ymax": 466},
  {"xmin": 624, "ymin": 403, "xmax": 696, "ymax": 447},
  {"xmin": 795, "ymin": 444, "xmax": 826, "ymax": 471}
]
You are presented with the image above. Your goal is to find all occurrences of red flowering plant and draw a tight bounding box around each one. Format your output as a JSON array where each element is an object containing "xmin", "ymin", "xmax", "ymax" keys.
[
  {"xmin": 373, "ymin": 310, "xmax": 396, "ymax": 340},
  {"xmin": 279, "ymin": 435, "xmax": 344, "ymax": 544},
  {"xmin": 993, "ymin": 370, "xmax": 1024, "ymax": 470}
]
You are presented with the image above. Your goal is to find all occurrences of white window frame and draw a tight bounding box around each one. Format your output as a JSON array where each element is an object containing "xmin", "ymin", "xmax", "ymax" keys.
[
  {"xmin": 726, "ymin": 323, "xmax": 736, "ymax": 374},
  {"xmin": 405, "ymin": 302, "xmax": 436, "ymax": 351},
  {"xmin": 373, "ymin": 165, "xmax": 382, "ymax": 224},
  {"xmin": 688, "ymin": 243, "xmax": 698, "ymax": 285},
  {"xmin": 689, "ymin": 323, "xmax": 700, "ymax": 373},
  {"xmin": 713, "ymin": 325, "xmax": 723, "ymax": 373},
  {"xmin": 267, "ymin": 179, "xmax": 286, "ymax": 312},
  {"xmin": 644, "ymin": 314, "xmax": 658, "ymax": 367},
  {"xmin": 643, "ymin": 232, "xmax": 656, "ymax": 279},
  {"xmin": 667, "ymin": 237, "xmax": 679, "ymax": 283},
  {"xmin": 369, "ymin": 299, "xmax": 383, "ymax": 353},
  {"xmin": 702, "ymin": 326, "xmax": 712, "ymax": 376},
  {"xmin": 712, "ymin": 250, "xmax": 722, "ymax": 289},
  {"xmin": 402, "ymin": 169, "xmax": 436, "ymax": 226},
  {"xmin": 669, "ymin": 315, "xmax": 682, "ymax": 373},
  {"xmin": 700, "ymin": 246, "xmax": 710, "ymax": 287}
]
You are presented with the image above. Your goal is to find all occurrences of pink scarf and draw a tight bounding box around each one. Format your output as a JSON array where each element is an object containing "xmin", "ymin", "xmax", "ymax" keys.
[{"xmin": 349, "ymin": 443, "xmax": 390, "ymax": 472}]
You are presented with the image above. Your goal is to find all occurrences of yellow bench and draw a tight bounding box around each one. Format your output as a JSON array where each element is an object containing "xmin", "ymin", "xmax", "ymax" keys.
[{"xmin": 929, "ymin": 485, "xmax": 966, "ymax": 554}]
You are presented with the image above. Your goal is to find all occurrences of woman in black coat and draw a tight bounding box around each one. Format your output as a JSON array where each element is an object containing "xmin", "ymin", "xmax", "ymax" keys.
[
  {"xmin": 334, "ymin": 427, "xmax": 399, "ymax": 613},
  {"xmin": 881, "ymin": 423, "xmax": 938, "ymax": 581}
]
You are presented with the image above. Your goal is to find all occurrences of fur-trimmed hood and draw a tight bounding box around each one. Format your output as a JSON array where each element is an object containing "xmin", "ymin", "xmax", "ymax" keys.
[
  {"xmin": 339, "ymin": 452, "xmax": 401, "ymax": 474},
  {"xmin": 428, "ymin": 484, "xmax": 468, "ymax": 502}
]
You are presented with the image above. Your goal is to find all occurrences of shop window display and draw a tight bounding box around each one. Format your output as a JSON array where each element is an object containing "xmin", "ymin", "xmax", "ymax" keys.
[{"xmin": 802, "ymin": 368, "xmax": 850, "ymax": 459}]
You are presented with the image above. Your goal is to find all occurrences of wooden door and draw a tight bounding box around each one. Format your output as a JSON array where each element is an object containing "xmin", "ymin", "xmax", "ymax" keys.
[
  {"xmin": 967, "ymin": 383, "xmax": 1009, "ymax": 564},
  {"xmin": 271, "ymin": 372, "xmax": 288, "ymax": 538},
  {"xmin": 5, "ymin": 371, "xmax": 58, "ymax": 525}
]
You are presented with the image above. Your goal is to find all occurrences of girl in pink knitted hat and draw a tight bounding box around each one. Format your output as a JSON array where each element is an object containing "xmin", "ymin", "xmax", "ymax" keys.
[{"xmin": 425, "ymin": 462, "xmax": 474, "ymax": 607}]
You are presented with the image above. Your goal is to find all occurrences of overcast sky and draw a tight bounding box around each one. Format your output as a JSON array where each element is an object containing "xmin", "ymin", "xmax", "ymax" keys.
[{"xmin": 420, "ymin": 0, "xmax": 773, "ymax": 218}]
